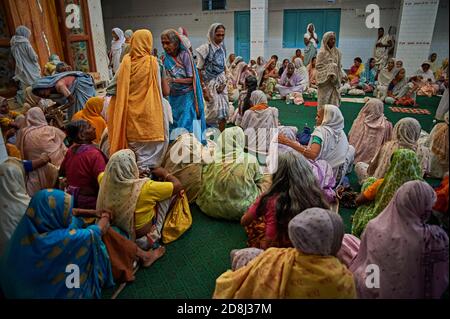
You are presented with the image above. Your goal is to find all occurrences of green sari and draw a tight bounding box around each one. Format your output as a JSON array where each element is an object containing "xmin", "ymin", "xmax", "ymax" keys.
[
  {"xmin": 196, "ymin": 127, "xmax": 264, "ymax": 220},
  {"xmin": 351, "ymin": 149, "xmax": 423, "ymax": 237}
]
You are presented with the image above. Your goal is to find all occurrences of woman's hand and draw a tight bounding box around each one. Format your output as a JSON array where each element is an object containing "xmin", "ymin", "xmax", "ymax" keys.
[
  {"xmin": 278, "ymin": 134, "xmax": 292, "ymax": 146},
  {"xmin": 151, "ymin": 167, "xmax": 170, "ymax": 180}
]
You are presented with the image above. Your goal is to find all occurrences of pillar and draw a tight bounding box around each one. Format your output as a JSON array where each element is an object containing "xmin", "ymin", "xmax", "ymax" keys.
[
  {"xmin": 250, "ymin": 0, "xmax": 268, "ymax": 60},
  {"xmin": 87, "ymin": 0, "xmax": 109, "ymax": 82}
]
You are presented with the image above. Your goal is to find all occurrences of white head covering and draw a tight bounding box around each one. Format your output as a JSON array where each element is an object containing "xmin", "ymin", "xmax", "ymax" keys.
[
  {"xmin": 111, "ymin": 28, "xmax": 125, "ymax": 51},
  {"xmin": 320, "ymin": 31, "xmax": 337, "ymax": 54},
  {"xmin": 124, "ymin": 29, "xmax": 134, "ymax": 40},
  {"xmin": 393, "ymin": 117, "xmax": 421, "ymax": 150},
  {"xmin": 288, "ymin": 208, "xmax": 344, "ymax": 256},
  {"xmin": 250, "ymin": 90, "xmax": 268, "ymax": 106},
  {"xmin": 304, "ymin": 23, "xmax": 318, "ymax": 48}
]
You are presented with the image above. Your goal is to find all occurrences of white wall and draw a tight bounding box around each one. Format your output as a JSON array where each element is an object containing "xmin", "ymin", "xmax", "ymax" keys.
[
  {"xmin": 430, "ymin": 0, "xmax": 449, "ymax": 65},
  {"xmin": 101, "ymin": 0, "xmax": 448, "ymax": 68},
  {"xmin": 88, "ymin": 0, "xmax": 110, "ymax": 81}
]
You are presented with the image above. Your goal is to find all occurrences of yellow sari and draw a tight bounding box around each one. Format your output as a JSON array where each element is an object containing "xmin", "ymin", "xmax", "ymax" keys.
[{"xmin": 213, "ymin": 248, "xmax": 356, "ymax": 299}]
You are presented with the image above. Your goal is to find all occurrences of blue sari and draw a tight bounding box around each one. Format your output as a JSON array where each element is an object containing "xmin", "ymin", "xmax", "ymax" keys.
[
  {"xmin": 0, "ymin": 189, "xmax": 114, "ymax": 299},
  {"xmin": 163, "ymin": 40, "xmax": 207, "ymax": 144},
  {"xmin": 32, "ymin": 71, "xmax": 96, "ymax": 120},
  {"xmin": 359, "ymin": 61, "xmax": 377, "ymax": 87}
]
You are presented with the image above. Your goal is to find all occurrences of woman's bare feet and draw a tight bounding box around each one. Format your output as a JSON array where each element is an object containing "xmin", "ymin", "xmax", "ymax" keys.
[{"xmin": 140, "ymin": 246, "xmax": 166, "ymax": 268}]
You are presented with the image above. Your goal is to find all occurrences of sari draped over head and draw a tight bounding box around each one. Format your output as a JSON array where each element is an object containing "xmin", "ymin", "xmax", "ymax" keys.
[
  {"xmin": 316, "ymin": 32, "xmax": 342, "ymax": 107},
  {"xmin": 0, "ymin": 189, "xmax": 114, "ymax": 299},
  {"xmin": 303, "ymin": 23, "xmax": 318, "ymax": 66},
  {"xmin": 96, "ymin": 149, "xmax": 148, "ymax": 239},
  {"xmin": 162, "ymin": 29, "xmax": 207, "ymax": 144},
  {"xmin": 107, "ymin": 29, "xmax": 165, "ymax": 156},
  {"xmin": 0, "ymin": 157, "xmax": 30, "ymax": 255},
  {"xmin": 350, "ymin": 181, "xmax": 449, "ymax": 299},
  {"xmin": 214, "ymin": 208, "xmax": 356, "ymax": 299},
  {"xmin": 435, "ymin": 58, "xmax": 448, "ymax": 80},
  {"xmin": 352, "ymin": 149, "xmax": 423, "ymax": 237},
  {"xmin": 377, "ymin": 58, "xmax": 396, "ymax": 86},
  {"xmin": 359, "ymin": 59, "xmax": 377, "ymax": 86},
  {"xmin": 10, "ymin": 26, "xmax": 41, "ymax": 87},
  {"xmin": 347, "ymin": 62, "xmax": 364, "ymax": 84},
  {"xmin": 427, "ymin": 112, "xmax": 449, "ymax": 177},
  {"xmin": 196, "ymin": 23, "xmax": 227, "ymax": 82},
  {"xmin": 111, "ymin": 27, "xmax": 125, "ymax": 74},
  {"xmin": 368, "ymin": 117, "xmax": 430, "ymax": 178},
  {"xmin": 196, "ymin": 127, "xmax": 263, "ymax": 221},
  {"xmin": 16, "ymin": 107, "xmax": 67, "ymax": 195},
  {"xmin": 32, "ymin": 71, "xmax": 96, "ymax": 120},
  {"xmin": 434, "ymin": 174, "xmax": 449, "ymax": 214},
  {"xmin": 72, "ymin": 97, "xmax": 107, "ymax": 144},
  {"xmin": 293, "ymin": 58, "xmax": 309, "ymax": 86},
  {"xmin": 348, "ymin": 98, "xmax": 393, "ymax": 163},
  {"xmin": 388, "ymin": 68, "xmax": 409, "ymax": 98},
  {"xmin": 415, "ymin": 61, "xmax": 436, "ymax": 82},
  {"xmin": 256, "ymin": 56, "xmax": 266, "ymax": 86},
  {"xmin": 311, "ymin": 104, "xmax": 350, "ymax": 173}
]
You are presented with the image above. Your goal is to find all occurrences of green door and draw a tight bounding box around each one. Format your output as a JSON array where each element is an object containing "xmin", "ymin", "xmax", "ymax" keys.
[{"xmin": 234, "ymin": 11, "xmax": 250, "ymax": 62}]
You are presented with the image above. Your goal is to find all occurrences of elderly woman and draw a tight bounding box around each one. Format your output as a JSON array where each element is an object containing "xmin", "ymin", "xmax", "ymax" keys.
[
  {"xmin": 303, "ymin": 23, "xmax": 319, "ymax": 66},
  {"xmin": 31, "ymin": 71, "xmax": 96, "ymax": 120},
  {"xmin": 240, "ymin": 90, "xmax": 279, "ymax": 165},
  {"xmin": 72, "ymin": 97, "xmax": 107, "ymax": 144},
  {"xmin": 373, "ymin": 27, "xmax": 393, "ymax": 71},
  {"xmin": 260, "ymin": 58, "xmax": 279, "ymax": 98},
  {"xmin": 161, "ymin": 29, "xmax": 207, "ymax": 144},
  {"xmin": 233, "ymin": 76, "xmax": 258, "ymax": 127},
  {"xmin": 316, "ymin": 32, "xmax": 342, "ymax": 107},
  {"xmin": 278, "ymin": 104, "xmax": 354, "ymax": 186},
  {"xmin": 420, "ymin": 112, "xmax": 449, "ymax": 178},
  {"xmin": 374, "ymin": 58, "xmax": 396, "ymax": 100},
  {"xmin": 16, "ymin": 107, "xmax": 67, "ymax": 195},
  {"xmin": 355, "ymin": 117, "xmax": 430, "ymax": 183},
  {"xmin": 107, "ymin": 29, "xmax": 170, "ymax": 171},
  {"xmin": 276, "ymin": 61, "xmax": 309, "ymax": 98},
  {"xmin": 97, "ymin": 149, "xmax": 183, "ymax": 251},
  {"xmin": 213, "ymin": 208, "xmax": 356, "ymax": 299},
  {"xmin": 352, "ymin": 149, "xmax": 423, "ymax": 237},
  {"xmin": 109, "ymin": 28, "xmax": 125, "ymax": 76},
  {"xmin": 59, "ymin": 120, "xmax": 108, "ymax": 210},
  {"xmin": 196, "ymin": 127, "xmax": 266, "ymax": 221},
  {"xmin": 345, "ymin": 181, "xmax": 449, "ymax": 298},
  {"xmin": 120, "ymin": 29, "xmax": 133, "ymax": 62},
  {"xmin": 356, "ymin": 58, "xmax": 377, "ymax": 93},
  {"xmin": 0, "ymin": 158, "xmax": 30, "ymax": 255},
  {"xmin": 241, "ymin": 151, "xmax": 330, "ymax": 250},
  {"xmin": 196, "ymin": 23, "xmax": 229, "ymax": 131},
  {"xmin": 384, "ymin": 68, "xmax": 415, "ymax": 105},
  {"xmin": 0, "ymin": 189, "xmax": 115, "ymax": 298},
  {"xmin": 415, "ymin": 61, "xmax": 436, "ymax": 82},
  {"xmin": 10, "ymin": 26, "xmax": 41, "ymax": 105},
  {"xmin": 348, "ymin": 98, "xmax": 393, "ymax": 164}
]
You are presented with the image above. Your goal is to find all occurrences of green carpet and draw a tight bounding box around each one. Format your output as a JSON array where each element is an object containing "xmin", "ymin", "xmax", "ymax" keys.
[{"xmin": 102, "ymin": 94, "xmax": 443, "ymax": 299}]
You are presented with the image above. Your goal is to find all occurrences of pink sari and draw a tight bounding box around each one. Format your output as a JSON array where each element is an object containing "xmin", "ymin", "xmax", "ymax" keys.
[{"xmin": 17, "ymin": 107, "xmax": 67, "ymax": 195}]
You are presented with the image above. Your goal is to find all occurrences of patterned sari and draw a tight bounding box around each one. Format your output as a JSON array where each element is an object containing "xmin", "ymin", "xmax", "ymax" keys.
[{"xmin": 0, "ymin": 190, "xmax": 114, "ymax": 299}]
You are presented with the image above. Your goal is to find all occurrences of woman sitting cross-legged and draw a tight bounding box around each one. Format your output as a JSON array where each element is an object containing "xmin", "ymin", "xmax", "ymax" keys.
[
  {"xmin": 241, "ymin": 151, "xmax": 330, "ymax": 250},
  {"xmin": 374, "ymin": 58, "xmax": 396, "ymax": 101},
  {"xmin": 96, "ymin": 149, "xmax": 183, "ymax": 251},
  {"xmin": 59, "ymin": 120, "xmax": 108, "ymax": 210},
  {"xmin": 348, "ymin": 98, "xmax": 393, "ymax": 164},
  {"xmin": 196, "ymin": 127, "xmax": 267, "ymax": 221},
  {"xmin": 347, "ymin": 57, "xmax": 364, "ymax": 86},
  {"xmin": 341, "ymin": 181, "xmax": 448, "ymax": 299},
  {"xmin": 278, "ymin": 104, "xmax": 354, "ymax": 186},
  {"xmin": 356, "ymin": 58, "xmax": 377, "ymax": 93},
  {"xmin": 213, "ymin": 208, "xmax": 356, "ymax": 299},
  {"xmin": 275, "ymin": 61, "xmax": 309, "ymax": 98},
  {"xmin": 351, "ymin": 148, "xmax": 424, "ymax": 237},
  {"xmin": 384, "ymin": 67, "xmax": 416, "ymax": 105}
]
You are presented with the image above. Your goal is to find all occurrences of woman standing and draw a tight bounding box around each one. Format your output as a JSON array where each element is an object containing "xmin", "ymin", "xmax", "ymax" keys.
[
  {"xmin": 120, "ymin": 29, "xmax": 134, "ymax": 62},
  {"xmin": 109, "ymin": 28, "xmax": 125, "ymax": 76},
  {"xmin": 161, "ymin": 29, "xmax": 207, "ymax": 144},
  {"xmin": 373, "ymin": 27, "xmax": 393, "ymax": 71},
  {"xmin": 10, "ymin": 26, "xmax": 41, "ymax": 105},
  {"xmin": 303, "ymin": 23, "xmax": 319, "ymax": 66},
  {"xmin": 107, "ymin": 29, "xmax": 170, "ymax": 170},
  {"xmin": 316, "ymin": 32, "xmax": 342, "ymax": 107}
]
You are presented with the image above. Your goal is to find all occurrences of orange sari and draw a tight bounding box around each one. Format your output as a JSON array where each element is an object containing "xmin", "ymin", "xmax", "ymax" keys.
[{"xmin": 72, "ymin": 97, "xmax": 107, "ymax": 144}]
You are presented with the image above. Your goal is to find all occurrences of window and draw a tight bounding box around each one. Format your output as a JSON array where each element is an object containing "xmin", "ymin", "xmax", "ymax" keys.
[
  {"xmin": 283, "ymin": 9, "xmax": 341, "ymax": 49},
  {"xmin": 202, "ymin": 0, "xmax": 226, "ymax": 11}
]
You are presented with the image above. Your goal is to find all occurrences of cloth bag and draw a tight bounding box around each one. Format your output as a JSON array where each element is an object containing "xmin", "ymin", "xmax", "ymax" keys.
[
  {"xmin": 297, "ymin": 126, "xmax": 312, "ymax": 145},
  {"xmin": 162, "ymin": 191, "xmax": 192, "ymax": 244}
]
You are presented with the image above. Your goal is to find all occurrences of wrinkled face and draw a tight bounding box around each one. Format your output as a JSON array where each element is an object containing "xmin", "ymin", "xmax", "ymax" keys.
[
  {"xmin": 112, "ymin": 31, "xmax": 119, "ymax": 41},
  {"xmin": 327, "ymin": 36, "xmax": 336, "ymax": 49},
  {"xmin": 78, "ymin": 122, "xmax": 97, "ymax": 143},
  {"xmin": 287, "ymin": 64, "xmax": 295, "ymax": 76},
  {"xmin": 161, "ymin": 35, "xmax": 178, "ymax": 56},
  {"xmin": 422, "ymin": 64, "xmax": 430, "ymax": 72},
  {"xmin": 316, "ymin": 108, "xmax": 325, "ymax": 126},
  {"xmin": 378, "ymin": 28, "xmax": 384, "ymax": 38},
  {"xmin": 387, "ymin": 60, "xmax": 395, "ymax": 70},
  {"xmin": 214, "ymin": 27, "xmax": 225, "ymax": 45},
  {"xmin": 369, "ymin": 59, "xmax": 376, "ymax": 69},
  {"xmin": 430, "ymin": 53, "xmax": 437, "ymax": 62},
  {"xmin": 396, "ymin": 61, "xmax": 403, "ymax": 68},
  {"xmin": 354, "ymin": 60, "xmax": 361, "ymax": 67}
]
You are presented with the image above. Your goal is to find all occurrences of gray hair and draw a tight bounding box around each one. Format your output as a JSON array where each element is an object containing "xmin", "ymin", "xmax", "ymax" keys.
[{"xmin": 161, "ymin": 29, "xmax": 181, "ymax": 48}]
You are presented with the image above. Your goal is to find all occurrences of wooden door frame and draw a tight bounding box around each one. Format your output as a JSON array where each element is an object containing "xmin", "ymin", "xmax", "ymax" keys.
[
  {"xmin": 55, "ymin": 0, "xmax": 96, "ymax": 72},
  {"xmin": 0, "ymin": 0, "xmax": 17, "ymax": 97}
]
